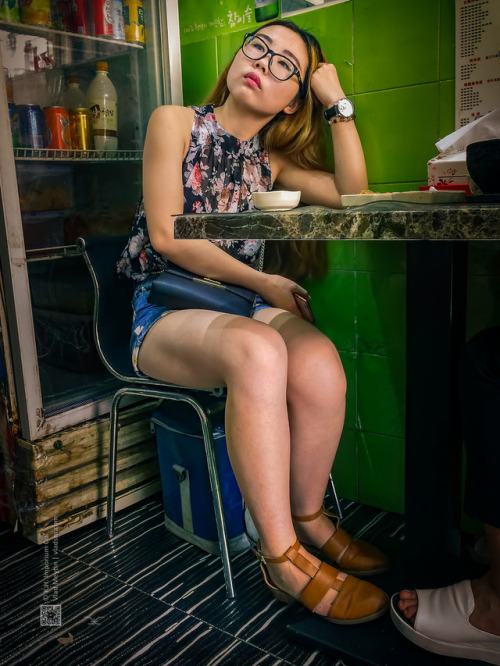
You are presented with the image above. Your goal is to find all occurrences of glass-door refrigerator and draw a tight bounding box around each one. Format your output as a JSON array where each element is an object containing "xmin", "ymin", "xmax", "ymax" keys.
[{"xmin": 0, "ymin": 0, "xmax": 182, "ymax": 444}]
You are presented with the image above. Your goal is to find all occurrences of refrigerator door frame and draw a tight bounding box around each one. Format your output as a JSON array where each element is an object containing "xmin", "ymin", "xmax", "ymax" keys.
[
  {"xmin": 162, "ymin": 0, "xmax": 183, "ymax": 106},
  {"xmin": 0, "ymin": 6, "xmax": 183, "ymax": 441}
]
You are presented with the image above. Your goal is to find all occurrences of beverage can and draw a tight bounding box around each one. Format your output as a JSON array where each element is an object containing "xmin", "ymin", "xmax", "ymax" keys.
[
  {"xmin": 111, "ymin": 0, "xmax": 125, "ymax": 40},
  {"xmin": 54, "ymin": 33, "xmax": 72, "ymax": 66},
  {"xmin": 53, "ymin": 0, "xmax": 72, "ymax": 31},
  {"xmin": 19, "ymin": 0, "xmax": 51, "ymax": 26},
  {"xmin": 18, "ymin": 104, "xmax": 46, "ymax": 149},
  {"xmin": 44, "ymin": 106, "xmax": 71, "ymax": 149},
  {"xmin": 69, "ymin": 108, "xmax": 94, "ymax": 150},
  {"xmin": 93, "ymin": 0, "xmax": 114, "ymax": 37},
  {"xmin": 72, "ymin": 0, "xmax": 88, "ymax": 35},
  {"xmin": 122, "ymin": 0, "xmax": 144, "ymax": 45},
  {"xmin": 0, "ymin": 0, "xmax": 21, "ymax": 22},
  {"xmin": 8, "ymin": 103, "xmax": 20, "ymax": 147}
]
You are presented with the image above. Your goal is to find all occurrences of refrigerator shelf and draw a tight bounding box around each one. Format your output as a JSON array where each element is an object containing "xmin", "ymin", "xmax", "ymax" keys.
[
  {"xmin": 0, "ymin": 20, "xmax": 143, "ymax": 60},
  {"xmin": 14, "ymin": 148, "xmax": 143, "ymax": 162},
  {"xmin": 26, "ymin": 245, "xmax": 81, "ymax": 262}
]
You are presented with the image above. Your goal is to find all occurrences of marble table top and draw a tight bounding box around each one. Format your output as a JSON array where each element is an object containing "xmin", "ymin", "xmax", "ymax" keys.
[{"xmin": 174, "ymin": 201, "xmax": 500, "ymax": 241}]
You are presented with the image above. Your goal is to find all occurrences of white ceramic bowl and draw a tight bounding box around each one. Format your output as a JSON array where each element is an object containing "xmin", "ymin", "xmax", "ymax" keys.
[{"xmin": 252, "ymin": 190, "xmax": 301, "ymax": 211}]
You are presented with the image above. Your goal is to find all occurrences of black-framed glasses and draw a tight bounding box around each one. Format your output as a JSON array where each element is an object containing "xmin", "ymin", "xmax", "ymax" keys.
[{"xmin": 241, "ymin": 33, "xmax": 303, "ymax": 93}]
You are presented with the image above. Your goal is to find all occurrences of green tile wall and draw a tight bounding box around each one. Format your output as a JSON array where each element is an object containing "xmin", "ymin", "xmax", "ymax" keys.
[
  {"xmin": 181, "ymin": 39, "xmax": 218, "ymax": 108},
  {"xmin": 178, "ymin": 1, "xmax": 500, "ymax": 516},
  {"xmin": 353, "ymin": 0, "xmax": 441, "ymax": 92}
]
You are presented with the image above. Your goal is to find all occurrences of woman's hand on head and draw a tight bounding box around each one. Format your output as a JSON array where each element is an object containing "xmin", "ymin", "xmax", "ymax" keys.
[
  {"xmin": 258, "ymin": 273, "xmax": 309, "ymax": 318},
  {"xmin": 310, "ymin": 62, "xmax": 346, "ymax": 109}
]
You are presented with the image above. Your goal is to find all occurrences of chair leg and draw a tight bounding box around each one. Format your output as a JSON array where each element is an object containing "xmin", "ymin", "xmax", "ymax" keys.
[
  {"xmin": 329, "ymin": 473, "xmax": 342, "ymax": 520},
  {"xmin": 107, "ymin": 389, "xmax": 124, "ymax": 538},
  {"xmin": 191, "ymin": 401, "xmax": 236, "ymax": 599}
]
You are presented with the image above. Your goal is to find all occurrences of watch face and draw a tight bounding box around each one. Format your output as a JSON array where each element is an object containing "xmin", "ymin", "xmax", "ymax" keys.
[{"xmin": 338, "ymin": 98, "xmax": 354, "ymax": 117}]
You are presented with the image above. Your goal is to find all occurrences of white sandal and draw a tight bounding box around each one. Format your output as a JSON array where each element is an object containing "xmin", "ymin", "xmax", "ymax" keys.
[{"xmin": 390, "ymin": 580, "xmax": 500, "ymax": 665}]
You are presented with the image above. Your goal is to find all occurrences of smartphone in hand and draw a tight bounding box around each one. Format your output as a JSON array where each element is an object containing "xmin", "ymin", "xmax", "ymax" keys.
[{"xmin": 293, "ymin": 293, "xmax": 315, "ymax": 324}]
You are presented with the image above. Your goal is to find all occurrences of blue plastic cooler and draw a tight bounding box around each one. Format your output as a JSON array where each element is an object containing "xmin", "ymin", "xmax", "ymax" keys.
[{"xmin": 151, "ymin": 398, "xmax": 250, "ymax": 555}]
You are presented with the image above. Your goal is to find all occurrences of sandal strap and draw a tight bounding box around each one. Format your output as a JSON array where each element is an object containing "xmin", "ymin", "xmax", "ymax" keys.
[
  {"xmin": 286, "ymin": 542, "xmax": 319, "ymax": 578},
  {"xmin": 291, "ymin": 506, "xmax": 324, "ymax": 522},
  {"xmin": 300, "ymin": 561, "xmax": 346, "ymax": 612},
  {"xmin": 260, "ymin": 539, "xmax": 300, "ymax": 564},
  {"xmin": 256, "ymin": 539, "xmax": 318, "ymax": 578},
  {"xmin": 292, "ymin": 506, "xmax": 341, "ymax": 531},
  {"xmin": 320, "ymin": 526, "xmax": 352, "ymax": 565}
]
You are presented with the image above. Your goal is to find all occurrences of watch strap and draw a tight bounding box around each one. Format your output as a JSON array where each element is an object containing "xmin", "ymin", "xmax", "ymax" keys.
[
  {"xmin": 324, "ymin": 104, "xmax": 340, "ymax": 121},
  {"xmin": 328, "ymin": 115, "xmax": 356, "ymax": 125}
]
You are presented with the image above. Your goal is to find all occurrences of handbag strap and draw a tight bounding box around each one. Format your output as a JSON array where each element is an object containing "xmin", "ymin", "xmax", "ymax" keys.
[{"xmin": 257, "ymin": 240, "xmax": 266, "ymax": 272}]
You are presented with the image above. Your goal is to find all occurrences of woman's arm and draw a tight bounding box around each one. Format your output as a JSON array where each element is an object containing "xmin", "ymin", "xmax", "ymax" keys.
[
  {"xmin": 143, "ymin": 105, "xmax": 307, "ymax": 314},
  {"xmin": 271, "ymin": 62, "xmax": 368, "ymax": 208}
]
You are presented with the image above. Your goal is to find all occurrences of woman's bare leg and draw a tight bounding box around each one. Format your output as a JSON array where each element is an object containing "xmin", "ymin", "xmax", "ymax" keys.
[
  {"xmin": 253, "ymin": 308, "xmax": 346, "ymax": 547},
  {"xmin": 138, "ymin": 309, "xmax": 339, "ymax": 612}
]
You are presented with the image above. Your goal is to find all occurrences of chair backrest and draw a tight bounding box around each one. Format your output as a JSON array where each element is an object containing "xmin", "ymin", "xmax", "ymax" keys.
[{"xmin": 77, "ymin": 235, "xmax": 136, "ymax": 380}]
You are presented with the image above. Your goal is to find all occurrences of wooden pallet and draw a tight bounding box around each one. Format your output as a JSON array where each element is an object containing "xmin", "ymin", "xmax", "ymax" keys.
[{"xmin": 14, "ymin": 401, "xmax": 161, "ymax": 544}]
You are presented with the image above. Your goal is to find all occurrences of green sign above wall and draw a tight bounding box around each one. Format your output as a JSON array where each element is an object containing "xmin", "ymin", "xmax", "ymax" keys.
[{"xmin": 179, "ymin": 0, "xmax": 269, "ymax": 44}]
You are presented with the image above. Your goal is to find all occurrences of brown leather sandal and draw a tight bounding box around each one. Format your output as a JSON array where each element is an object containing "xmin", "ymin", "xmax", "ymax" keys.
[
  {"xmin": 254, "ymin": 539, "xmax": 388, "ymax": 624},
  {"xmin": 292, "ymin": 507, "xmax": 390, "ymax": 576}
]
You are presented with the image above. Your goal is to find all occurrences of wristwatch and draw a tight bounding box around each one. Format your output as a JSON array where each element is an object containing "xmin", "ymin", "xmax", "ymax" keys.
[{"xmin": 324, "ymin": 98, "xmax": 355, "ymax": 123}]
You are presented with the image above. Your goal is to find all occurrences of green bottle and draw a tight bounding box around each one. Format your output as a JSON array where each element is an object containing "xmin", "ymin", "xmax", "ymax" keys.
[
  {"xmin": 0, "ymin": 0, "xmax": 21, "ymax": 22},
  {"xmin": 254, "ymin": 0, "xmax": 279, "ymax": 23}
]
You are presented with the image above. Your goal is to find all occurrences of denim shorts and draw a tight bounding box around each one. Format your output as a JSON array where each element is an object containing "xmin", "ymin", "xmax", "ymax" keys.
[{"xmin": 130, "ymin": 278, "xmax": 271, "ymax": 377}]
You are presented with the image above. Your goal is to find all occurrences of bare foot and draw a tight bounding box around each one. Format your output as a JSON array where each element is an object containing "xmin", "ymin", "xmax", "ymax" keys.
[
  {"xmin": 398, "ymin": 589, "xmax": 418, "ymax": 623},
  {"xmin": 398, "ymin": 574, "xmax": 500, "ymax": 636}
]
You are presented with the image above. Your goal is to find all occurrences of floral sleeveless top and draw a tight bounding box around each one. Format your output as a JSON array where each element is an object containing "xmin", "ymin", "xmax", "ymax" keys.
[{"xmin": 117, "ymin": 104, "xmax": 273, "ymax": 282}]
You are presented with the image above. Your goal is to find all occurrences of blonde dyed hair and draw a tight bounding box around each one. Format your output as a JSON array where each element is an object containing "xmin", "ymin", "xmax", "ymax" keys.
[{"xmin": 205, "ymin": 20, "xmax": 328, "ymax": 280}]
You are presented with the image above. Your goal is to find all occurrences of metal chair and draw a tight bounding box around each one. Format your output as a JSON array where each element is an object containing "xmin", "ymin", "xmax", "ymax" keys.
[{"xmin": 77, "ymin": 235, "xmax": 236, "ymax": 598}]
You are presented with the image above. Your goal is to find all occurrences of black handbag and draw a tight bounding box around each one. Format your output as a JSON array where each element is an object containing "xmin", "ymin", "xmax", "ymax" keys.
[{"xmin": 147, "ymin": 243, "xmax": 265, "ymax": 316}]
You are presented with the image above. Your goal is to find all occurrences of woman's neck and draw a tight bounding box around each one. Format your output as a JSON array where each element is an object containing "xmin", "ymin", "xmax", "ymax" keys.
[{"xmin": 213, "ymin": 96, "xmax": 274, "ymax": 141}]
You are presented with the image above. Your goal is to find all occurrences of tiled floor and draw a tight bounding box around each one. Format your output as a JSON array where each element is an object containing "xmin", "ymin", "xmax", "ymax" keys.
[{"xmin": 0, "ymin": 495, "xmax": 488, "ymax": 666}]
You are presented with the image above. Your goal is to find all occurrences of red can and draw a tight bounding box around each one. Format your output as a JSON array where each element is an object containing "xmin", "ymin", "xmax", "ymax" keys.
[
  {"xmin": 93, "ymin": 0, "xmax": 114, "ymax": 37},
  {"xmin": 43, "ymin": 107, "xmax": 71, "ymax": 149},
  {"xmin": 72, "ymin": 0, "xmax": 88, "ymax": 35}
]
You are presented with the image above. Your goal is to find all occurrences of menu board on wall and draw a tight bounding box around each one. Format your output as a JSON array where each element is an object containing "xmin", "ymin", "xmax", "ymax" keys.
[{"xmin": 455, "ymin": 0, "xmax": 500, "ymax": 128}]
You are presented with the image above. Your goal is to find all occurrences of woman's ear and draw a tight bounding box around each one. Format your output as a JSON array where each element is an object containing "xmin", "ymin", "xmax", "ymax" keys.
[{"xmin": 283, "ymin": 96, "xmax": 300, "ymax": 115}]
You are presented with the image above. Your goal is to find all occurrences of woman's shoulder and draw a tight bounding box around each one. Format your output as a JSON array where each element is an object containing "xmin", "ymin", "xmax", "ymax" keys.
[
  {"xmin": 149, "ymin": 104, "xmax": 196, "ymax": 130},
  {"xmin": 145, "ymin": 106, "xmax": 197, "ymax": 157},
  {"xmin": 267, "ymin": 149, "xmax": 286, "ymax": 177}
]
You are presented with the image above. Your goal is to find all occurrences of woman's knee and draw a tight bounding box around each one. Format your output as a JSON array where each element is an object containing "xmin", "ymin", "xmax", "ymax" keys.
[
  {"xmin": 288, "ymin": 334, "xmax": 346, "ymax": 401},
  {"xmin": 223, "ymin": 320, "xmax": 288, "ymax": 383}
]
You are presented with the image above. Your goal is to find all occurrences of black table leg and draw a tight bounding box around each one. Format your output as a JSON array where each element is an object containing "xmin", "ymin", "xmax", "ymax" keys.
[{"xmin": 405, "ymin": 241, "xmax": 468, "ymax": 587}]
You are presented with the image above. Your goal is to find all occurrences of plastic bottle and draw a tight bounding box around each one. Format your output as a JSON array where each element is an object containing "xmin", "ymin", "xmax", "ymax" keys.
[
  {"xmin": 254, "ymin": 0, "xmax": 279, "ymax": 22},
  {"xmin": 60, "ymin": 75, "xmax": 86, "ymax": 109},
  {"xmin": 0, "ymin": 0, "xmax": 21, "ymax": 23},
  {"xmin": 86, "ymin": 61, "xmax": 118, "ymax": 151}
]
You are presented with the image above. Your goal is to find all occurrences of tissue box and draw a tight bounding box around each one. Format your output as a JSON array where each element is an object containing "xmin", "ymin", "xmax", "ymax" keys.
[
  {"xmin": 427, "ymin": 150, "xmax": 469, "ymax": 187},
  {"xmin": 427, "ymin": 108, "xmax": 500, "ymax": 189}
]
